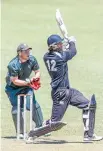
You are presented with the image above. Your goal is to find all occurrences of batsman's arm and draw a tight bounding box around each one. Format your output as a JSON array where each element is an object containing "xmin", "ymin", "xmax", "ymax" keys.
[{"xmin": 63, "ymin": 37, "xmax": 77, "ymax": 61}]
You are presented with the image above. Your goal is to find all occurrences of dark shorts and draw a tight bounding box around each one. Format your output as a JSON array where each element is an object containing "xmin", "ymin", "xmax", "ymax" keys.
[{"xmin": 50, "ymin": 88, "xmax": 89, "ymax": 122}]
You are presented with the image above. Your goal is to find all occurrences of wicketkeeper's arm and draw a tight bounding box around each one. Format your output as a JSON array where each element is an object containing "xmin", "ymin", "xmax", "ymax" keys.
[
  {"xmin": 11, "ymin": 77, "xmax": 29, "ymax": 86},
  {"xmin": 31, "ymin": 70, "xmax": 40, "ymax": 82}
]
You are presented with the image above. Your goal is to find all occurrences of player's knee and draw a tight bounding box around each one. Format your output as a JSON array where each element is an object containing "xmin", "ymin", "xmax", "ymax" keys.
[
  {"xmin": 11, "ymin": 106, "xmax": 23, "ymax": 114},
  {"xmin": 83, "ymin": 94, "xmax": 96, "ymax": 118},
  {"xmin": 78, "ymin": 100, "xmax": 89, "ymax": 109},
  {"xmin": 11, "ymin": 106, "xmax": 17, "ymax": 114},
  {"xmin": 33, "ymin": 101, "xmax": 41, "ymax": 109},
  {"xmin": 89, "ymin": 94, "xmax": 96, "ymax": 110}
]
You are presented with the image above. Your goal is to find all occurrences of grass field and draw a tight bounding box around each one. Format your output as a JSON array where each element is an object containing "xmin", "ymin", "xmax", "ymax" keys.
[{"xmin": 1, "ymin": 0, "xmax": 103, "ymax": 151}]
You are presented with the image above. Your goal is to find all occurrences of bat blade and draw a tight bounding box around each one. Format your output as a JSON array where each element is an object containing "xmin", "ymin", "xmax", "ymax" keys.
[{"xmin": 56, "ymin": 9, "xmax": 68, "ymax": 38}]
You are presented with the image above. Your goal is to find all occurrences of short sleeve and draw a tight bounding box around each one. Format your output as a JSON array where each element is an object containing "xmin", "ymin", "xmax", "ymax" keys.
[
  {"xmin": 8, "ymin": 64, "xmax": 18, "ymax": 77},
  {"xmin": 32, "ymin": 57, "xmax": 39, "ymax": 71}
]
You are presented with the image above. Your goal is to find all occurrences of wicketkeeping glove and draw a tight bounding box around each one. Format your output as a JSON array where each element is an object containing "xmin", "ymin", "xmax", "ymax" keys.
[{"xmin": 26, "ymin": 78, "xmax": 41, "ymax": 90}]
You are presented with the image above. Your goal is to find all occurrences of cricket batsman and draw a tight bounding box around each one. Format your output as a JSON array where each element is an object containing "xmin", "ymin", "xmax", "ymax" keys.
[
  {"xmin": 5, "ymin": 43, "xmax": 44, "ymax": 138},
  {"xmin": 27, "ymin": 35, "xmax": 103, "ymax": 142},
  {"xmin": 43, "ymin": 34, "xmax": 103, "ymax": 141}
]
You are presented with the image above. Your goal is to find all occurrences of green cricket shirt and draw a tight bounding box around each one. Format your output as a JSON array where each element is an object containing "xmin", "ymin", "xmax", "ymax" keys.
[{"xmin": 6, "ymin": 55, "xmax": 39, "ymax": 88}]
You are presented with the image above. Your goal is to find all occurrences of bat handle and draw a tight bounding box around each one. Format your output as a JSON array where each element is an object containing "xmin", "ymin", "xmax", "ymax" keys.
[{"xmin": 64, "ymin": 35, "xmax": 69, "ymax": 41}]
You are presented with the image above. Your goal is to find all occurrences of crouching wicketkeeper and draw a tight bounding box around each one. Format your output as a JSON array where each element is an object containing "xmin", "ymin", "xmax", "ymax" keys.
[{"xmin": 5, "ymin": 43, "xmax": 43, "ymax": 138}]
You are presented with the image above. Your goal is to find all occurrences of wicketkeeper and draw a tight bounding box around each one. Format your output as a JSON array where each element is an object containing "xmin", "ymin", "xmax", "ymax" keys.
[{"xmin": 5, "ymin": 43, "xmax": 43, "ymax": 138}]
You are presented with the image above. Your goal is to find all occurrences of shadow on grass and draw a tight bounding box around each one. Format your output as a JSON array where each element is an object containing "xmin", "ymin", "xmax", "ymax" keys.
[
  {"xmin": 2, "ymin": 136, "xmax": 16, "ymax": 139},
  {"xmin": 2, "ymin": 136, "xmax": 93, "ymax": 144},
  {"xmin": 28, "ymin": 137, "xmax": 93, "ymax": 144},
  {"xmin": 34, "ymin": 140, "xmax": 92, "ymax": 144},
  {"xmin": 33, "ymin": 140, "xmax": 68, "ymax": 144}
]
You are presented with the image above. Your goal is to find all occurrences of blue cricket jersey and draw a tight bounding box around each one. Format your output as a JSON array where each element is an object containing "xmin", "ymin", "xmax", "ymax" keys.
[{"xmin": 43, "ymin": 42, "xmax": 77, "ymax": 90}]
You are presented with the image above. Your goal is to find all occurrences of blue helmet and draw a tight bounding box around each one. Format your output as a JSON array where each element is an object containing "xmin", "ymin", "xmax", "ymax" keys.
[{"xmin": 47, "ymin": 34, "xmax": 63, "ymax": 46}]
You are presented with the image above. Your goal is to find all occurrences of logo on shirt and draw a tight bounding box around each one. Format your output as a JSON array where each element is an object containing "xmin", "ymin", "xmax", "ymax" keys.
[{"xmin": 59, "ymin": 101, "xmax": 64, "ymax": 105}]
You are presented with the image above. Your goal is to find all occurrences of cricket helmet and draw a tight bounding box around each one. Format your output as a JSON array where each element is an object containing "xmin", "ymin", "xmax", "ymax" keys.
[
  {"xmin": 17, "ymin": 43, "xmax": 32, "ymax": 53},
  {"xmin": 47, "ymin": 34, "xmax": 63, "ymax": 46}
]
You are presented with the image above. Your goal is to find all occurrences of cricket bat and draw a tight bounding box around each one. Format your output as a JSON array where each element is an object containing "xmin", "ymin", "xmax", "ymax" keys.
[{"xmin": 56, "ymin": 9, "xmax": 68, "ymax": 38}]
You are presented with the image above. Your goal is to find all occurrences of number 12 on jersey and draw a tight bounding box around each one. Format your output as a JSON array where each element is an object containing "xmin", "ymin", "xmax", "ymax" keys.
[{"xmin": 46, "ymin": 60, "xmax": 57, "ymax": 71}]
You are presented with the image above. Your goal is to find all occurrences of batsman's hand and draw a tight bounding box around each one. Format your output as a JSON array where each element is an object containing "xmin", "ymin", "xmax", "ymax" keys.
[
  {"xmin": 68, "ymin": 36, "xmax": 76, "ymax": 43},
  {"xmin": 26, "ymin": 78, "xmax": 41, "ymax": 90},
  {"xmin": 64, "ymin": 36, "xmax": 76, "ymax": 44}
]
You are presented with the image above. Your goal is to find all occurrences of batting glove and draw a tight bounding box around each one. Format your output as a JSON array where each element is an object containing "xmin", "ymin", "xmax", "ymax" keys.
[{"xmin": 68, "ymin": 36, "xmax": 76, "ymax": 43}]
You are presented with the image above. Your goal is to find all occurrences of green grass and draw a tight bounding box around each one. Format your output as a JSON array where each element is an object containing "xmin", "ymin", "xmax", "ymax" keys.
[{"xmin": 1, "ymin": 0, "xmax": 103, "ymax": 143}]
